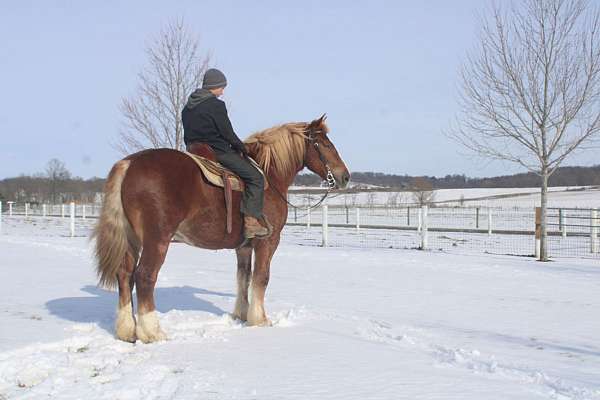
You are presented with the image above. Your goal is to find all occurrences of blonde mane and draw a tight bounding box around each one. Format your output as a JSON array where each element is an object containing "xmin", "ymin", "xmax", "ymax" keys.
[{"xmin": 244, "ymin": 122, "xmax": 308, "ymax": 176}]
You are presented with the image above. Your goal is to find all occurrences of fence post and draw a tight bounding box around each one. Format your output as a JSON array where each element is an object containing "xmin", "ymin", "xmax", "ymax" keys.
[
  {"xmin": 307, "ymin": 207, "xmax": 311, "ymax": 228},
  {"xmin": 559, "ymin": 209, "xmax": 566, "ymax": 237},
  {"xmin": 535, "ymin": 207, "xmax": 541, "ymax": 259},
  {"xmin": 25, "ymin": 203, "xmax": 29, "ymax": 218},
  {"xmin": 356, "ymin": 207, "xmax": 360, "ymax": 231},
  {"xmin": 476, "ymin": 207, "xmax": 480, "ymax": 229},
  {"xmin": 82, "ymin": 204, "xmax": 86, "ymax": 220},
  {"xmin": 294, "ymin": 207, "xmax": 297, "ymax": 223},
  {"xmin": 345, "ymin": 206, "xmax": 349, "ymax": 224},
  {"xmin": 70, "ymin": 202, "xmax": 75, "ymax": 237},
  {"xmin": 61, "ymin": 204, "xmax": 65, "ymax": 218},
  {"xmin": 407, "ymin": 206, "xmax": 410, "ymax": 226},
  {"xmin": 8, "ymin": 202, "xmax": 13, "ymax": 216},
  {"xmin": 591, "ymin": 208, "xmax": 598, "ymax": 254},
  {"xmin": 322, "ymin": 205, "xmax": 328, "ymax": 247},
  {"xmin": 420, "ymin": 205, "xmax": 428, "ymax": 250},
  {"xmin": 487, "ymin": 208, "xmax": 493, "ymax": 235},
  {"xmin": 43, "ymin": 204, "xmax": 47, "ymax": 217},
  {"xmin": 418, "ymin": 207, "xmax": 422, "ymax": 232}
]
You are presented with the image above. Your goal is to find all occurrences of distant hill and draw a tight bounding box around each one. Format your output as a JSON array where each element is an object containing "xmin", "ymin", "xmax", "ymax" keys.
[
  {"xmin": 2, "ymin": 164, "xmax": 600, "ymax": 203},
  {"xmin": 294, "ymin": 165, "xmax": 600, "ymax": 188}
]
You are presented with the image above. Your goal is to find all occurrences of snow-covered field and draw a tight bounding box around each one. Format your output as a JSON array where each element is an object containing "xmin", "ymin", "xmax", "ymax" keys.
[
  {"xmin": 1, "ymin": 219, "xmax": 599, "ymax": 399},
  {"xmin": 290, "ymin": 186, "xmax": 600, "ymax": 208}
]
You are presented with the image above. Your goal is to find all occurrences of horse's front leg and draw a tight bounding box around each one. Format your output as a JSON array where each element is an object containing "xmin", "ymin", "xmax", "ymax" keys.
[
  {"xmin": 247, "ymin": 234, "xmax": 280, "ymax": 326},
  {"xmin": 233, "ymin": 245, "xmax": 252, "ymax": 321}
]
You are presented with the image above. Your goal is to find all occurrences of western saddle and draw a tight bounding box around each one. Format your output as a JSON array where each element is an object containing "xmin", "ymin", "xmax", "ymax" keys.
[{"xmin": 184, "ymin": 143, "xmax": 267, "ymax": 235}]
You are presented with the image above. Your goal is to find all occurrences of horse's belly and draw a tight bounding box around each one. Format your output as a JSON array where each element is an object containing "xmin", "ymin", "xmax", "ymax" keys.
[{"xmin": 174, "ymin": 218, "xmax": 243, "ymax": 250}]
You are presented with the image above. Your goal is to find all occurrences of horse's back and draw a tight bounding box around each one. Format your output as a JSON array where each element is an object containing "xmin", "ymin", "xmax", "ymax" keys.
[
  {"xmin": 119, "ymin": 148, "xmax": 243, "ymax": 249},
  {"xmin": 120, "ymin": 149, "xmax": 204, "ymax": 231}
]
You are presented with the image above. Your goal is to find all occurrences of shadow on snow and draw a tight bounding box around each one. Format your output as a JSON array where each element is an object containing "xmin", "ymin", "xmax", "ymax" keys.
[{"xmin": 46, "ymin": 285, "xmax": 234, "ymax": 334}]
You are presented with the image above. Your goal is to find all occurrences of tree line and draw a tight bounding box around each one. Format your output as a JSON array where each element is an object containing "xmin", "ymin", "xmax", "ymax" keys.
[
  {"xmin": 2, "ymin": 161, "xmax": 599, "ymax": 204},
  {"xmin": 0, "ymin": 159, "xmax": 104, "ymax": 203},
  {"xmin": 293, "ymin": 164, "xmax": 600, "ymax": 189}
]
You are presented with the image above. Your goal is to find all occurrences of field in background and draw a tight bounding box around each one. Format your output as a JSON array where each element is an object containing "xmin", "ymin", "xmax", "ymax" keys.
[
  {"xmin": 1, "ymin": 186, "xmax": 599, "ymax": 259},
  {"xmin": 289, "ymin": 185, "xmax": 600, "ymax": 208}
]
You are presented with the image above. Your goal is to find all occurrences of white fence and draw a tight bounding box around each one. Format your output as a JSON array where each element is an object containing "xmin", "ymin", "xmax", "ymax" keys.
[
  {"xmin": 285, "ymin": 204, "xmax": 600, "ymax": 258},
  {"xmin": 0, "ymin": 201, "xmax": 99, "ymax": 237},
  {"xmin": 1, "ymin": 201, "xmax": 598, "ymax": 258}
]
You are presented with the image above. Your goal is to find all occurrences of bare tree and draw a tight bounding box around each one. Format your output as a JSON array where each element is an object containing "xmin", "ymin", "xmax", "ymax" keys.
[
  {"xmin": 46, "ymin": 158, "xmax": 71, "ymax": 203},
  {"xmin": 116, "ymin": 19, "xmax": 210, "ymax": 154},
  {"xmin": 449, "ymin": 0, "xmax": 600, "ymax": 260},
  {"xmin": 411, "ymin": 177, "xmax": 436, "ymax": 206}
]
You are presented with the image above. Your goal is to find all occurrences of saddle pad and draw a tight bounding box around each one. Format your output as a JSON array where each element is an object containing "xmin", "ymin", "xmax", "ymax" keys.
[{"xmin": 184, "ymin": 151, "xmax": 267, "ymax": 191}]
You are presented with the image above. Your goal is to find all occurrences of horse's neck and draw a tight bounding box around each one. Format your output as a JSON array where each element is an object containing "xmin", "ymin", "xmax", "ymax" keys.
[{"xmin": 265, "ymin": 165, "xmax": 303, "ymax": 195}]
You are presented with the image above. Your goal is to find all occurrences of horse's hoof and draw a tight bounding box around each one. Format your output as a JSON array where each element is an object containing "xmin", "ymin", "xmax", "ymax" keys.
[
  {"xmin": 136, "ymin": 327, "xmax": 167, "ymax": 344},
  {"xmin": 135, "ymin": 312, "xmax": 167, "ymax": 343},
  {"xmin": 116, "ymin": 331, "xmax": 137, "ymax": 343},
  {"xmin": 247, "ymin": 317, "xmax": 271, "ymax": 327},
  {"xmin": 231, "ymin": 312, "xmax": 248, "ymax": 322}
]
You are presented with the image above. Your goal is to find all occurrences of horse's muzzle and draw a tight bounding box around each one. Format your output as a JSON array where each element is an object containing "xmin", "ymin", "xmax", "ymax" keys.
[{"xmin": 335, "ymin": 169, "xmax": 351, "ymax": 189}]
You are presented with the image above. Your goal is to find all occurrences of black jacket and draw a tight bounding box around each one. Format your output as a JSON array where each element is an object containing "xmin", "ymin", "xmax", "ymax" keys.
[{"xmin": 182, "ymin": 91, "xmax": 245, "ymax": 153}]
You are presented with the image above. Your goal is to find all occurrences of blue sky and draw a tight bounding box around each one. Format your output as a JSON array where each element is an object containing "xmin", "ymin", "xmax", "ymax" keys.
[{"xmin": 1, "ymin": 0, "xmax": 596, "ymax": 179}]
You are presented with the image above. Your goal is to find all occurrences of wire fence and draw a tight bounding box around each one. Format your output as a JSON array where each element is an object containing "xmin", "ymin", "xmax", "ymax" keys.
[
  {"xmin": 284, "ymin": 204, "xmax": 600, "ymax": 259},
  {"xmin": 1, "ymin": 201, "xmax": 599, "ymax": 259}
]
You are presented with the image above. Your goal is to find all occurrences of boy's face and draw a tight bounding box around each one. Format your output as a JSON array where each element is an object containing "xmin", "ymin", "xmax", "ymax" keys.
[{"xmin": 210, "ymin": 87, "xmax": 225, "ymax": 97}]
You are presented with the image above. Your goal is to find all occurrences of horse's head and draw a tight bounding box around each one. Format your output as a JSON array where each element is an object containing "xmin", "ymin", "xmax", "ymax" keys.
[{"xmin": 304, "ymin": 115, "xmax": 350, "ymax": 189}]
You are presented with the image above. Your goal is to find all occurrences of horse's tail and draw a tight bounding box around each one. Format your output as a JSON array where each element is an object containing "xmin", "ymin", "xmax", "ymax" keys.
[{"xmin": 92, "ymin": 159, "xmax": 140, "ymax": 290}]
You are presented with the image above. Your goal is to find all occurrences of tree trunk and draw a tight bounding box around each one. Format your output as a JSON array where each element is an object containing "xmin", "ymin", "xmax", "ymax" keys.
[
  {"xmin": 539, "ymin": 171, "xmax": 549, "ymax": 261},
  {"xmin": 175, "ymin": 123, "xmax": 182, "ymax": 151}
]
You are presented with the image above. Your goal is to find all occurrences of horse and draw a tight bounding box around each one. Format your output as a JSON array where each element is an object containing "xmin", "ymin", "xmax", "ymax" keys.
[{"xmin": 92, "ymin": 115, "xmax": 350, "ymax": 343}]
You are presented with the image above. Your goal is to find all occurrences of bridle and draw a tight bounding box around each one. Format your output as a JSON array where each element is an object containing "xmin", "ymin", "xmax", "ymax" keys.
[
  {"xmin": 263, "ymin": 124, "xmax": 336, "ymax": 211},
  {"xmin": 308, "ymin": 127, "xmax": 337, "ymax": 191}
]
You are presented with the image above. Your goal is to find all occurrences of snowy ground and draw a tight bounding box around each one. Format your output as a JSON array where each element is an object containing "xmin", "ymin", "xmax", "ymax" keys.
[
  {"xmin": 289, "ymin": 186, "xmax": 600, "ymax": 208},
  {"xmin": 1, "ymin": 219, "xmax": 600, "ymax": 399}
]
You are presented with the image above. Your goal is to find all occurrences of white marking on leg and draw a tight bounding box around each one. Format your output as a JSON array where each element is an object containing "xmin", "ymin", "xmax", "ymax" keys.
[
  {"xmin": 115, "ymin": 301, "xmax": 136, "ymax": 342},
  {"xmin": 247, "ymin": 287, "xmax": 269, "ymax": 326},
  {"xmin": 234, "ymin": 295, "xmax": 249, "ymax": 321},
  {"xmin": 233, "ymin": 272, "xmax": 250, "ymax": 321},
  {"xmin": 136, "ymin": 311, "xmax": 167, "ymax": 343}
]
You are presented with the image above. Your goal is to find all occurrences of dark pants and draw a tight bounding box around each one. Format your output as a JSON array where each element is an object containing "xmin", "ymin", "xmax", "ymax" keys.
[{"xmin": 215, "ymin": 151, "xmax": 264, "ymax": 219}]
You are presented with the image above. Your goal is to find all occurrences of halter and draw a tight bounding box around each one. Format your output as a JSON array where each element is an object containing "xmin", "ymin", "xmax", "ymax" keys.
[
  {"xmin": 307, "ymin": 127, "xmax": 337, "ymax": 191},
  {"xmin": 263, "ymin": 124, "xmax": 336, "ymax": 211}
]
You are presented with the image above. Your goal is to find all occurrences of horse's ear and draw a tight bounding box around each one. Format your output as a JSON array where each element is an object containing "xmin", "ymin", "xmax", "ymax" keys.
[{"xmin": 311, "ymin": 113, "xmax": 327, "ymax": 128}]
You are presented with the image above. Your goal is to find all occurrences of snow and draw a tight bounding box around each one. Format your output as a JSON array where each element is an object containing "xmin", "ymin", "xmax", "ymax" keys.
[
  {"xmin": 1, "ymin": 218, "xmax": 600, "ymax": 399},
  {"xmin": 290, "ymin": 186, "xmax": 600, "ymax": 208}
]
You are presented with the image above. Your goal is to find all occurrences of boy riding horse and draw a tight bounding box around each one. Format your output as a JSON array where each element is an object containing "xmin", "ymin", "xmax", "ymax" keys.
[{"xmin": 182, "ymin": 68, "xmax": 269, "ymax": 239}]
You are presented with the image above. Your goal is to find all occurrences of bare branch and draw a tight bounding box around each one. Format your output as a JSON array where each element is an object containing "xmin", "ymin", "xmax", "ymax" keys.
[
  {"xmin": 115, "ymin": 19, "xmax": 210, "ymax": 155},
  {"xmin": 448, "ymin": 0, "xmax": 600, "ymax": 176},
  {"xmin": 447, "ymin": 0, "xmax": 600, "ymax": 260}
]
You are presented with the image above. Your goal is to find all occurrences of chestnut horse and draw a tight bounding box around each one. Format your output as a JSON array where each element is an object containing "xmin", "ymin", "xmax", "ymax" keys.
[{"xmin": 93, "ymin": 115, "xmax": 349, "ymax": 343}]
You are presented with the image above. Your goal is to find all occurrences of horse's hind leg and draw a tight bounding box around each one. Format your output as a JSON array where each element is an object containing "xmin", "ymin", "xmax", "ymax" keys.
[
  {"xmin": 135, "ymin": 239, "xmax": 170, "ymax": 343},
  {"xmin": 233, "ymin": 245, "xmax": 253, "ymax": 321},
  {"xmin": 115, "ymin": 253, "xmax": 137, "ymax": 342}
]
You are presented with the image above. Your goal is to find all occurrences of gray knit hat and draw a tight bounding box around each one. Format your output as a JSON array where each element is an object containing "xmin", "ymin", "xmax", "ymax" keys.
[{"xmin": 202, "ymin": 68, "xmax": 227, "ymax": 89}]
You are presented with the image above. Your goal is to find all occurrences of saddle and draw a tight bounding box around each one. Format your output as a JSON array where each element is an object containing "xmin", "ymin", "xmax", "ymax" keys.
[{"xmin": 184, "ymin": 143, "xmax": 267, "ymax": 234}]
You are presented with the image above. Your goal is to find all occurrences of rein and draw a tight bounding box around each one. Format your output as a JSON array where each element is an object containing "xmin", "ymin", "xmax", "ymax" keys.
[{"xmin": 258, "ymin": 125, "xmax": 336, "ymax": 211}]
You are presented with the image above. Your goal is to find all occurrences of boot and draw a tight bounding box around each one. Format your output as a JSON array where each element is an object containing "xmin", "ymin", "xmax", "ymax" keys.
[{"xmin": 244, "ymin": 216, "xmax": 270, "ymax": 239}]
